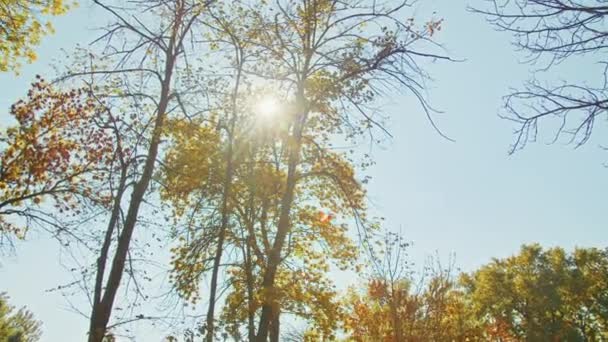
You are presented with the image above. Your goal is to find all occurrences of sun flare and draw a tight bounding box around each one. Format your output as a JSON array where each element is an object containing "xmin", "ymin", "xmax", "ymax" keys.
[{"xmin": 255, "ymin": 96, "xmax": 280, "ymax": 118}]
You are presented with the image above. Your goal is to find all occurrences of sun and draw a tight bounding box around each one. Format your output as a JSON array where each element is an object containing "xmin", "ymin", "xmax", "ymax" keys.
[{"xmin": 254, "ymin": 96, "xmax": 280, "ymax": 118}]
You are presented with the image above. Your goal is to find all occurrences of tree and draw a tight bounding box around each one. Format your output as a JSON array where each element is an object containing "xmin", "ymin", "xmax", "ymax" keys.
[
  {"xmin": 162, "ymin": 99, "xmax": 364, "ymax": 340},
  {"xmin": 0, "ymin": 293, "xmax": 42, "ymax": 342},
  {"xmin": 472, "ymin": 0, "xmax": 608, "ymax": 153},
  {"xmin": 461, "ymin": 244, "xmax": 608, "ymax": 341},
  {"xmin": 158, "ymin": 1, "xmax": 451, "ymax": 339},
  {"xmin": 0, "ymin": 0, "xmax": 69, "ymax": 72},
  {"xmin": 50, "ymin": 0, "xmax": 216, "ymax": 340},
  {"xmin": 235, "ymin": 2, "xmax": 450, "ymax": 339},
  {"xmin": 343, "ymin": 234, "xmax": 482, "ymax": 342},
  {"xmin": 159, "ymin": 6, "xmax": 257, "ymax": 338}
]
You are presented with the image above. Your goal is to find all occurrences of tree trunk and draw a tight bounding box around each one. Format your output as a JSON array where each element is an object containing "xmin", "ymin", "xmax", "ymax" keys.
[
  {"xmin": 205, "ymin": 149, "xmax": 234, "ymax": 342},
  {"xmin": 269, "ymin": 311, "xmax": 280, "ymax": 342},
  {"xmin": 245, "ymin": 241, "xmax": 256, "ymax": 342},
  {"xmin": 243, "ymin": 143, "xmax": 260, "ymax": 342},
  {"xmin": 390, "ymin": 286, "xmax": 402, "ymax": 342},
  {"xmin": 88, "ymin": 160, "xmax": 127, "ymax": 341},
  {"xmin": 255, "ymin": 91, "xmax": 307, "ymax": 341},
  {"xmin": 87, "ymin": 6, "xmax": 181, "ymax": 339},
  {"xmin": 205, "ymin": 43, "xmax": 242, "ymax": 340},
  {"xmin": 255, "ymin": 150, "xmax": 298, "ymax": 341}
]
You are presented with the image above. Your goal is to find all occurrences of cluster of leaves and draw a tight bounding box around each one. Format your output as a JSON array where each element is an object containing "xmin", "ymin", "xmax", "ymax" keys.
[
  {"xmin": 463, "ymin": 244, "xmax": 608, "ymax": 341},
  {"xmin": 0, "ymin": 292, "xmax": 42, "ymax": 342},
  {"xmin": 0, "ymin": 76, "xmax": 114, "ymax": 241},
  {"xmin": 343, "ymin": 244, "xmax": 608, "ymax": 341},
  {"xmin": 0, "ymin": 0, "xmax": 70, "ymax": 72}
]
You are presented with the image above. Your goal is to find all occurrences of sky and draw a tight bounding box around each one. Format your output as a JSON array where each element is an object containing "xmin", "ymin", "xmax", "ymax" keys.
[{"xmin": 1, "ymin": 0, "xmax": 607, "ymax": 341}]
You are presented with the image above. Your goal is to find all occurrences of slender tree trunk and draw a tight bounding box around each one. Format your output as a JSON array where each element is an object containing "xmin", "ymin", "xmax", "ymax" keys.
[
  {"xmin": 205, "ymin": 151, "xmax": 234, "ymax": 342},
  {"xmin": 255, "ymin": 148, "xmax": 299, "ymax": 341},
  {"xmin": 256, "ymin": 90, "xmax": 307, "ymax": 341},
  {"xmin": 244, "ymin": 143, "xmax": 260, "ymax": 342},
  {"xmin": 89, "ymin": 73, "xmax": 174, "ymax": 341},
  {"xmin": 88, "ymin": 6, "xmax": 182, "ymax": 339},
  {"xmin": 244, "ymin": 202, "xmax": 257, "ymax": 341},
  {"xmin": 245, "ymin": 242, "xmax": 256, "ymax": 342},
  {"xmin": 89, "ymin": 159, "xmax": 127, "ymax": 341},
  {"xmin": 390, "ymin": 286, "xmax": 402, "ymax": 342},
  {"xmin": 205, "ymin": 41, "xmax": 242, "ymax": 341}
]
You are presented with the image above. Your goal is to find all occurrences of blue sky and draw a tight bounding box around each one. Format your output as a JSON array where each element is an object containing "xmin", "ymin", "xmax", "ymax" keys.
[{"xmin": 1, "ymin": 0, "xmax": 607, "ymax": 341}]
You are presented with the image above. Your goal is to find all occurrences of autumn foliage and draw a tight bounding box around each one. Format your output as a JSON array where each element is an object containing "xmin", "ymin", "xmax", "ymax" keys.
[
  {"xmin": 2, "ymin": 0, "xmax": 607, "ymax": 341},
  {"xmin": 344, "ymin": 245, "xmax": 608, "ymax": 341},
  {"xmin": 0, "ymin": 0, "xmax": 70, "ymax": 72},
  {"xmin": 0, "ymin": 76, "xmax": 113, "ymax": 239}
]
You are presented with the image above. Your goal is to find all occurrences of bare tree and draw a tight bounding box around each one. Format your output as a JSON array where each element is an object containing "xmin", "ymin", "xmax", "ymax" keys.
[
  {"xmin": 472, "ymin": 0, "xmax": 608, "ymax": 153},
  {"xmin": 53, "ymin": 0, "xmax": 215, "ymax": 340}
]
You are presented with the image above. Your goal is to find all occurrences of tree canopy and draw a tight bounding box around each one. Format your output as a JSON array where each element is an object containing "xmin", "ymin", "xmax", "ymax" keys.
[
  {"xmin": 1, "ymin": 0, "xmax": 607, "ymax": 341},
  {"xmin": 344, "ymin": 244, "xmax": 608, "ymax": 341}
]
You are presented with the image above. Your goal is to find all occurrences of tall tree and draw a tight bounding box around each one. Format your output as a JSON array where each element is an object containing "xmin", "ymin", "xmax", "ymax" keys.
[
  {"xmin": 162, "ymin": 95, "xmax": 364, "ymax": 340},
  {"xmin": 159, "ymin": 6, "xmax": 255, "ymax": 339},
  {"xmin": 239, "ymin": 1, "xmax": 450, "ymax": 339},
  {"xmin": 199, "ymin": 9, "xmax": 248, "ymax": 339},
  {"xmin": 158, "ymin": 2, "xmax": 385, "ymax": 339},
  {"xmin": 52, "ymin": 0, "xmax": 216, "ymax": 340},
  {"xmin": 473, "ymin": 0, "xmax": 608, "ymax": 153}
]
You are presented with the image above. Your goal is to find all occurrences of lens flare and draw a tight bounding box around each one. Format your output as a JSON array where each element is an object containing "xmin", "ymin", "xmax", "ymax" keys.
[{"xmin": 255, "ymin": 96, "xmax": 280, "ymax": 118}]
